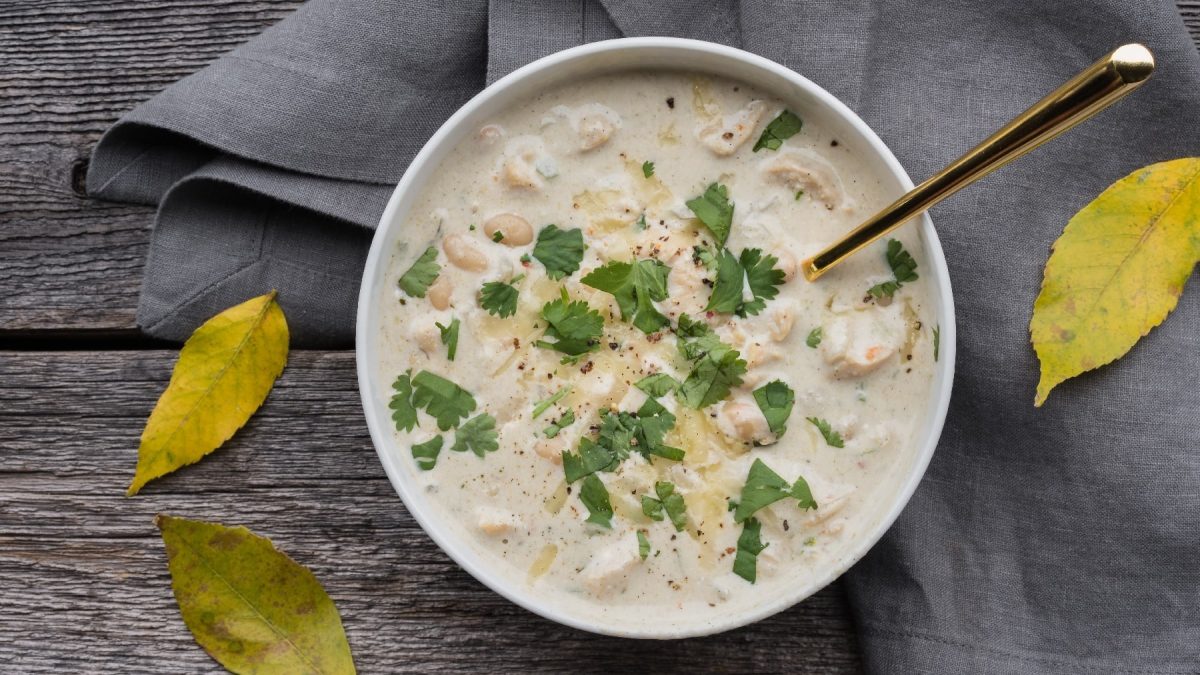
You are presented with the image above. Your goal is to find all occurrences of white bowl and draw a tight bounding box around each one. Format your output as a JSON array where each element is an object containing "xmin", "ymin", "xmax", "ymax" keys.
[{"xmin": 356, "ymin": 37, "xmax": 956, "ymax": 638}]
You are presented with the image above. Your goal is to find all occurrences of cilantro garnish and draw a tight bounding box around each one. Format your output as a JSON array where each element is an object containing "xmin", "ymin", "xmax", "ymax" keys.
[
  {"xmin": 389, "ymin": 370, "xmax": 418, "ymax": 432},
  {"xmin": 411, "ymin": 436, "xmax": 442, "ymax": 471},
  {"xmin": 753, "ymin": 380, "xmax": 794, "ymax": 437},
  {"xmin": 535, "ymin": 289, "xmax": 603, "ymax": 357},
  {"xmin": 532, "ymin": 385, "xmax": 572, "ymax": 419},
  {"xmin": 543, "ymin": 409, "xmax": 575, "ymax": 438},
  {"xmin": 634, "ymin": 373, "xmax": 679, "ymax": 398},
  {"xmin": 673, "ymin": 314, "xmax": 747, "ymax": 409},
  {"xmin": 598, "ymin": 407, "xmax": 684, "ymax": 462},
  {"xmin": 491, "ymin": 230, "xmax": 505, "ymax": 243},
  {"xmin": 637, "ymin": 530, "xmax": 650, "ymax": 560},
  {"xmin": 635, "ymin": 213, "xmax": 648, "ymax": 231},
  {"xmin": 705, "ymin": 248, "xmax": 785, "ymax": 316},
  {"xmin": 733, "ymin": 517, "xmax": 768, "ymax": 583},
  {"xmin": 532, "ymin": 224, "xmax": 585, "ymax": 280},
  {"xmin": 933, "ymin": 324, "xmax": 941, "ymax": 362},
  {"xmin": 866, "ymin": 239, "xmax": 919, "ymax": 299},
  {"xmin": 411, "ymin": 370, "xmax": 476, "ymax": 431},
  {"xmin": 562, "ymin": 437, "xmax": 618, "ymax": 483},
  {"xmin": 642, "ymin": 161, "xmax": 655, "ymax": 178},
  {"xmin": 479, "ymin": 275, "xmax": 522, "ymax": 317},
  {"xmin": 451, "ymin": 413, "xmax": 499, "ymax": 457},
  {"xmin": 692, "ymin": 245, "xmax": 719, "ymax": 273},
  {"xmin": 752, "ymin": 109, "xmax": 803, "ymax": 152},
  {"xmin": 732, "ymin": 458, "xmax": 817, "ymax": 523},
  {"xmin": 685, "ymin": 182, "xmax": 734, "ymax": 248},
  {"xmin": 795, "ymin": 190, "xmax": 805, "ymax": 201},
  {"xmin": 807, "ymin": 416, "xmax": 844, "ymax": 448},
  {"xmin": 641, "ymin": 481, "xmax": 687, "ymax": 532},
  {"xmin": 398, "ymin": 246, "xmax": 440, "ymax": 298},
  {"xmin": 579, "ymin": 474, "xmax": 613, "ymax": 528},
  {"xmin": 581, "ymin": 259, "xmax": 671, "ymax": 334},
  {"xmin": 436, "ymin": 318, "xmax": 460, "ymax": 361},
  {"xmin": 805, "ymin": 327, "xmax": 822, "ymax": 348}
]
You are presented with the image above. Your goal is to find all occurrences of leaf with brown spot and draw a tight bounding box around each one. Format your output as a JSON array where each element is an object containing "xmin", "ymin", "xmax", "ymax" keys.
[
  {"xmin": 1030, "ymin": 158, "xmax": 1200, "ymax": 405},
  {"xmin": 156, "ymin": 515, "xmax": 355, "ymax": 674}
]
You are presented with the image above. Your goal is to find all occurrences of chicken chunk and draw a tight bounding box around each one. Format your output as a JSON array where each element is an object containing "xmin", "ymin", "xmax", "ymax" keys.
[
  {"xmin": 476, "ymin": 507, "xmax": 522, "ymax": 535},
  {"xmin": 581, "ymin": 544, "xmax": 640, "ymax": 597},
  {"xmin": 819, "ymin": 305, "xmax": 905, "ymax": 377},
  {"xmin": 698, "ymin": 100, "xmax": 766, "ymax": 155},
  {"xmin": 762, "ymin": 148, "xmax": 848, "ymax": 210},
  {"xmin": 499, "ymin": 136, "xmax": 550, "ymax": 190},
  {"xmin": 715, "ymin": 399, "xmax": 773, "ymax": 445}
]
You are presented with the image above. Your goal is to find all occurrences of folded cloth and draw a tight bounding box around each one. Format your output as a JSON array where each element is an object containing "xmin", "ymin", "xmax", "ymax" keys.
[{"xmin": 89, "ymin": 0, "xmax": 1200, "ymax": 670}]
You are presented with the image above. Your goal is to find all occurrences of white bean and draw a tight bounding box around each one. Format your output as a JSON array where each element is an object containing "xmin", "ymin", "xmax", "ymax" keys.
[
  {"xmin": 483, "ymin": 213, "xmax": 534, "ymax": 246},
  {"xmin": 442, "ymin": 234, "xmax": 488, "ymax": 272}
]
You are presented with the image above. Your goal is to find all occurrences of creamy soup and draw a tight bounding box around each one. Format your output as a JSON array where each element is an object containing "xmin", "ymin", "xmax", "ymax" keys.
[{"xmin": 375, "ymin": 71, "xmax": 937, "ymax": 631}]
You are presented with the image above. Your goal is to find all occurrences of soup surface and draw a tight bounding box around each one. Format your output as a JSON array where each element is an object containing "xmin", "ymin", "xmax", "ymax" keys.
[{"xmin": 376, "ymin": 71, "xmax": 938, "ymax": 631}]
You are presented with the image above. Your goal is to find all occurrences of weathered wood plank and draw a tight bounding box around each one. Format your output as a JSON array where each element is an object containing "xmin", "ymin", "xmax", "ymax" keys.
[
  {"xmin": 0, "ymin": 2, "xmax": 1198, "ymax": 335},
  {"xmin": 0, "ymin": 1, "xmax": 304, "ymax": 333},
  {"xmin": 0, "ymin": 350, "xmax": 863, "ymax": 673}
]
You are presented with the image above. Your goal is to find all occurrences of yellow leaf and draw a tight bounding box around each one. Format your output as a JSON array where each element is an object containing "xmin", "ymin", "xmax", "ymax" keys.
[
  {"xmin": 1030, "ymin": 158, "xmax": 1200, "ymax": 406},
  {"xmin": 156, "ymin": 515, "xmax": 356, "ymax": 674},
  {"xmin": 130, "ymin": 292, "xmax": 289, "ymax": 495}
]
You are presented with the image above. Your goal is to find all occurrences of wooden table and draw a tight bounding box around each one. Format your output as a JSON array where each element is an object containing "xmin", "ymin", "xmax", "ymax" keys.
[{"xmin": 3, "ymin": 3, "xmax": 1198, "ymax": 672}]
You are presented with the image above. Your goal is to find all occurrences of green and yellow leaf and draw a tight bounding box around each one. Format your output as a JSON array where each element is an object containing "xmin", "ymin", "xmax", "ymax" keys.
[
  {"xmin": 1031, "ymin": 158, "xmax": 1200, "ymax": 405},
  {"xmin": 156, "ymin": 515, "xmax": 355, "ymax": 674},
  {"xmin": 130, "ymin": 292, "xmax": 289, "ymax": 495}
]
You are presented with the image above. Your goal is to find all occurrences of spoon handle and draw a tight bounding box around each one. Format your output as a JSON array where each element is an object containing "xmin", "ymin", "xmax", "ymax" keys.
[{"xmin": 802, "ymin": 43, "xmax": 1155, "ymax": 282}]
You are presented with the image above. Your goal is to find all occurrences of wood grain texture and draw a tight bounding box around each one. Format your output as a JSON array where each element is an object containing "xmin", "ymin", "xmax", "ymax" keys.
[
  {"xmin": 0, "ymin": 1, "xmax": 303, "ymax": 333},
  {"xmin": 0, "ymin": 1, "xmax": 1197, "ymax": 335},
  {"xmin": 0, "ymin": 350, "xmax": 863, "ymax": 673}
]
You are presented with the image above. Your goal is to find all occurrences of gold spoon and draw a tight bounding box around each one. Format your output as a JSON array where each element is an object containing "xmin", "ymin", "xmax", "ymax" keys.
[{"xmin": 802, "ymin": 43, "xmax": 1155, "ymax": 281}]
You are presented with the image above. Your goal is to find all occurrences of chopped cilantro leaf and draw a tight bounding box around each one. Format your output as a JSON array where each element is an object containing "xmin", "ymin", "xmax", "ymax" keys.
[
  {"xmin": 807, "ymin": 416, "xmax": 844, "ymax": 448},
  {"xmin": 411, "ymin": 436, "xmax": 442, "ymax": 471},
  {"xmin": 642, "ymin": 161, "xmax": 655, "ymax": 178},
  {"xmin": 733, "ymin": 517, "xmax": 768, "ymax": 583},
  {"xmin": 805, "ymin": 327, "xmax": 822, "ymax": 348},
  {"xmin": 673, "ymin": 314, "xmax": 746, "ymax": 409},
  {"xmin": 520, "ymin": 252, "xmax": 532, "ymax": 264},
  {"xmin": 543, "ymin": 409, "xmax": 575, "ymax": 438},
  {"xmin": 597, "ymin": 407, "xmax": 683, "ymax": 462},
  {"xmin": 685, "ymin": 182, "xmax": 734, "ymax": 248},
  {"xmin": 933, "ymin": 324, "xmax": 941, "ymax": 362},
  {"xmin": 867, "ymin": 239, "xmax": 919, "ymax": 299},
  {"xmin": 678, "ymin": 350, "xmax": 746, "ymax": 409},
  {"xmin": 491, "ymin": 230, "xmax": 505, "ymax": 242},
  {"xmin": 635, "ymin": 373, "xmax": 679, "ymax": 398},
  {"xmin": 532, "ymin": 224, "xmax": 585, "ymax": 280},
  {"xmin": 795, "ymin": 190, "xmax": 805, "ymax": 201},
  {"xmin": 563, "ymin": 437, "xmax": 618, "ymax": 483},
  {"xmin": 581, "ymin": 259, "xmax": 671, "ymax": 334},
  {"xmin": 436, "ymin": 318, "xmax": 460, "ymax": 361},
  {"xmin": 733, "ymin": 458, "xmax": 817, "ymax": 523},
  {"xmin": 753, "ymin": 380, "xmax": 794, "ymax": 437},
  {"xmin": 693, "ymin": 245, "xmax": 719, "ymax": 273},
  {"xmin": 705, "ymin": 249, "xmax": 744, "ymax": 314},
  {"xmin": 635, "ymin": 212, "xmax": 648, "ymax": 231},
  {"xmin": 535, "ymin": 289, "xmax": 603, "ymax": 357},
  {"xmin": 753, "ymin": 109, "xmax": 803, "ymax": 152},
  {"xmin": 398, "ymin": 246, "xmax": 440, "ymax": 298},
  {"xmin": 411, "ymin": 370, "xmax": 476, "ymax": 431},
  {"xmin": 705, "ymin": 248, "xmax": 785, "ymax": 316},
  {"xmin": 641, "ymin": 481, "xmax": 688, "ymax": 531},
  {"xmin": 637, "ymin": 530, "xmax": 650, "ymax": 560},
  {"xmin": 479, "ymin": 276, "xmax": 521, "ymax": 317},
  {"xmin": 451, "ymin": 413, "xmax": 498, "ymax": 457},
  {"xmin": 579, "ymin": 474, "xmax": 613, "ymax": 528},
  {"xmin": 389, "ymin": 370, "xmax": 418, "ymax": 432},
  {"xmin": 532, "ymin": 385, "xmax": 573, "ymax": 419}
]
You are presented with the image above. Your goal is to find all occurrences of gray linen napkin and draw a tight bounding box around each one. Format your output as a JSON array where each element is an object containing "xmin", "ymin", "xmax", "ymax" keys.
[{"xmin": 89, "ymin": 0, "xmax": 1200, "ymax": 670}]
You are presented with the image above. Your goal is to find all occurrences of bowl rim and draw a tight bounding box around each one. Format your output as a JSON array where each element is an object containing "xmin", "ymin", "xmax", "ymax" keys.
[{"xmin": 356, "ymin": 36, "xmax": 956, "ymax": 639}]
